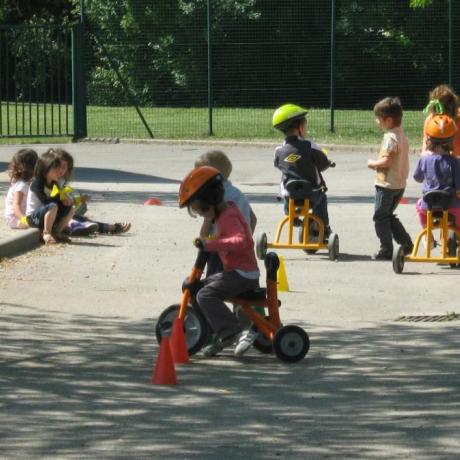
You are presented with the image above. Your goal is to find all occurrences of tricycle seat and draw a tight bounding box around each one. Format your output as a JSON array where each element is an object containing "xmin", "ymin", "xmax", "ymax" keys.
[
  {"xmin": 285, "ymin": 179, "xmax": 313, "ymax": 201},
  {"xmin": 423, "ymin": 190, "xmax": 452, "ymax": 211}
]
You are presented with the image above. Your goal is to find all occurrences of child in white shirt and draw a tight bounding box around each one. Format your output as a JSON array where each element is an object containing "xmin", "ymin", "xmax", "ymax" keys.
[{"xmin": 4, "ymin": 149, "xmax": 38, "ymax": 229}]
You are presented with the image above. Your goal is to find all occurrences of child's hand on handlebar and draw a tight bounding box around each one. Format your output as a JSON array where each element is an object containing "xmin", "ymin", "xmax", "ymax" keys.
[{"xmin": 193, "ymin": 237, "xmax": 205, "ymax": 249}]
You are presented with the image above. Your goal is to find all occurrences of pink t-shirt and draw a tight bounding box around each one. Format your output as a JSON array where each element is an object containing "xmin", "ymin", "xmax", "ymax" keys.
[{"xmin": 204, "ymin": 202, "xmax": 259, "ymax": 275}]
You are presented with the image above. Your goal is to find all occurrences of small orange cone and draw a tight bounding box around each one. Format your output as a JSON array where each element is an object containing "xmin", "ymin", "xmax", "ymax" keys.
[
  {"xmin": 151, "ymin": 336, "xmax": 177, "ymax": 385},
  {"xmin": 144, "ymin": 197, "xmax": 162, "ymax": 206},
  {"xmin": 170, "ymin": 318, "xmax": 190, "ymax": 364},
  {"xmin": 400, "ymin": 197, "xmax": 409, "ymax": 204}
]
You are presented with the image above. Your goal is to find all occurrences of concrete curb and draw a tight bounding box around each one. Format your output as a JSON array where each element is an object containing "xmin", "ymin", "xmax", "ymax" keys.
[
  {"xmin": 0, "ymin": 229, "xmax": 41, "ymax": 260},
  {"xmin": 79, "ymin": 137, "xmax": 422, "ymax": 155}
]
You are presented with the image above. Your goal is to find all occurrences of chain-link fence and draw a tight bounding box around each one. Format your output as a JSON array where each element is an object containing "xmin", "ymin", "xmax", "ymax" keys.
[{"xmin": 1, "ymin": 1, "xmax": 459, "ymax": 144}]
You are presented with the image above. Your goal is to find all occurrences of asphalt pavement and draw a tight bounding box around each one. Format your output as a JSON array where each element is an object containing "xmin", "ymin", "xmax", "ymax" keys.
[{"xmin": 0, "ymin": 141, "xmax": 459, "ymax": 459}]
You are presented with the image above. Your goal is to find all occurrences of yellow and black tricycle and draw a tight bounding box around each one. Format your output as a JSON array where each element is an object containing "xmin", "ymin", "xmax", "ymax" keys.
[
  {"xmin": 256, "ymin": 178, "xmax": 339, "ymax": 261},
  {"xmin": 393, "ymin": 190, "xmax": 460, "ymax": 273}
]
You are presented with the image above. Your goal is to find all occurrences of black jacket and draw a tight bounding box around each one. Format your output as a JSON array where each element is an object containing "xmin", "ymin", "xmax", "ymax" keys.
[{"xmin": 274, "ymin": 136, "xmax": 331, "ymax": 188}]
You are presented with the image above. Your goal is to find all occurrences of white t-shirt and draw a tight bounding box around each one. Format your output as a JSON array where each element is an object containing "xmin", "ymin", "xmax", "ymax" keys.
[
  {"xmin": 224, "ymin": 180, "xmax": 251, "ymax": 226},
  {"xmin": 5, "ymin": 180, "xmax": 30, "ymax": 228}
]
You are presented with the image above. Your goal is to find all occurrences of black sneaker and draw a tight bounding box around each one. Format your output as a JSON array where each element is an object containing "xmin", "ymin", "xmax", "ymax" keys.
[
  {"xmin": 372, "ymin": 250, "xmax": 392, "ymax": 261},
  {"xmin": 293, "ymin": 217, "xmax": 303, "ymax": 227},
  {"xmin": 403, "ymin": 242, "xmax": 414, "ymax": 255}
]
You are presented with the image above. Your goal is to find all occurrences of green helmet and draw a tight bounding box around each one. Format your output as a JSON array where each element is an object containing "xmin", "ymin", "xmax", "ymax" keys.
[{"xmin": 272, "ymin": 104, "xmax": 308, "ymax": 131}]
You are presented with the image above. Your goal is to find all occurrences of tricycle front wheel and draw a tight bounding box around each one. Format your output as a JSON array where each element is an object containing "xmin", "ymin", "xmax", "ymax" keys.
[{"xmin": 155, "ymin": 303, "xmax": 209, "ymax": 356}]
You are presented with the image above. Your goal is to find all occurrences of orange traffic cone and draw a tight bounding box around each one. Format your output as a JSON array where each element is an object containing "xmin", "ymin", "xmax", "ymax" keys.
[
  {"xmin": 151, "ymin": 336, "xmax": 177, "ymax": 385},
  {"xmin": 400, "ymin": 197, "xmax": 409, "ymax": 204},
  {"xmin": 170, "ymin": 317, "xmax": 190, "ymax": 364}
]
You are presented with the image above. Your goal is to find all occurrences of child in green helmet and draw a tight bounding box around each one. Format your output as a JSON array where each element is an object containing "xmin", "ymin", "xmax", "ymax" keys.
[{"xmin": 272, "ymin": 103, "xmax": 334, "ymax": 237}]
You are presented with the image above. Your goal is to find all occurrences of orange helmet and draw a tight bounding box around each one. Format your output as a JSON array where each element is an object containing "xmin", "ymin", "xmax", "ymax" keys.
[
  {"xmin": 178, "ymin": 166, "xmax": 223, "ymax": 208},
  {"xmin": 425, "ymin": 114, "xmax": 457, "ymax": 141}
]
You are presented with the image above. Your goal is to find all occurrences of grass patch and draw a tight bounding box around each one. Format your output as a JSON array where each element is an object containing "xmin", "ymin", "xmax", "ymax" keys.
[{"xmin": 1, "ymin": 104, "xmax": 427, "ymax": 146}]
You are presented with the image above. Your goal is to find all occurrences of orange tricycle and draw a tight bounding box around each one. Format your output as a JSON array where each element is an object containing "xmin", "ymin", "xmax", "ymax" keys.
[{"xmin": 155, "ymin": 249, "xmax": 310, "ymax": 363}]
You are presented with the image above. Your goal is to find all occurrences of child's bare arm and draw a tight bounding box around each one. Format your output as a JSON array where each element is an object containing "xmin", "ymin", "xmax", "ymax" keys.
[
  {"xmin": 12, "ymin": 191, "xmax": 26, "ymax": 219},
  {"xmin": 368, "ymin": 155, "xmax": 392, "ymax": 170}
]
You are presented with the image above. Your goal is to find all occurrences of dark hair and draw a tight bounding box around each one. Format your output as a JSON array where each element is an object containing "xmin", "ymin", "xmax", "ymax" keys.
[
  {"xmin": 187, "ymin": 175, "xmax": 225, "ymax": 217},
  {"xmin": 282, "ymin": 117, "xmax": 307, "ymax": 135},
  {"xmin": 55, "ymin": 148, "xmax": 74, "ymax": 181},
  {"xmin": 429, "ymin": 84, "xmax": 459, "ymax": 119},
  {"xmin": 34, "ymin": 149, "xmax": 62, "ymax": 184},
  {"xmin": 374, "ymin": 97, "xmax": 403, "ymax": 127},
  {"xmin": 8, "ymin": 148, "xmax": 38, "ymax": 182},
  {"xmin": 426, "ymin": 137, "xmax": 453, "ymax": 152}
]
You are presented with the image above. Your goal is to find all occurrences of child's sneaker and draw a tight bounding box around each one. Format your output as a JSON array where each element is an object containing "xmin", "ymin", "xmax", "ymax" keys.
[
  {"xmin": 403, "ymin": 242, "xmax": 414, "ymax": 255},
  {"xmin": 202, "ymin": 332, "xmax": 240, "ymax": 357},
  {"xmin": 372, "ymin": 249, "xmax": 392, "ymax": 260},
  {"xmin": 69, "ymin": 220, "xmax": 98, "ymax": 236},
  {"xmin": 234, "ymin": 327, "xmax": 259, "ymax": 357}
]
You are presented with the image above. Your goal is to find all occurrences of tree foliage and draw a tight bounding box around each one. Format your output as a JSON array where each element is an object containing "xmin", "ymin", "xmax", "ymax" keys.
[{"xmin": 0, "ymin": 0, "xmax": 457, "ymax": 109}]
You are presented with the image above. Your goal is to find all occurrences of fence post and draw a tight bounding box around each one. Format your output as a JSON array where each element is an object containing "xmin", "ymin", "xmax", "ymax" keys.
[
  {"xmin": 71, "ymin": 23, "xmax": 87, "ymax": 139},
  {"xmin": 329, "ymin": 0, "xmax": 336, "ymax": 133},
  {"xmin": 207, "ymin": 0, "xmax": 214, "ymax": 136}
]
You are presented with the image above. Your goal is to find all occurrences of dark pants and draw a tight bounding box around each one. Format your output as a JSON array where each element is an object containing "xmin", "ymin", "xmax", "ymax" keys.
[
  {"xmin": 373, "ymin": 186, "xmax": 412, "ymax": 253},
  {"xmin": 196, "ymin": 270, "xmax": 259, "ymax": 339},
  {"xmin": 73, "ymin": 214, "xmax": 110, "ymax": 233},
  {"xmin": 284, "ymin": 189, "xmax": 330, "ymax": 227}
]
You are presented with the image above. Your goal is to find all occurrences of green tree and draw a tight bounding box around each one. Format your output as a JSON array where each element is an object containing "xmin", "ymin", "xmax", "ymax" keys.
[{"xmin": 84, "ymin": 0, "xmax": 259, "ymax": 106}]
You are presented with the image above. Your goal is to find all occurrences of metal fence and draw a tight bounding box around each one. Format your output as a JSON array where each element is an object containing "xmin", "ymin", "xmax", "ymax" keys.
[
  {"xmin": 1, "ymin": 1, "xmax": 459, "ymax": 144},
  {"xmin": 0, "ymin": 24, "xmax": 74, "ymax": 138}
]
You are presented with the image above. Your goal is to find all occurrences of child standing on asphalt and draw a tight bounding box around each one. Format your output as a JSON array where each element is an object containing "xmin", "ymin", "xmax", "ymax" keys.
[
  {"xmin": 179, "ymin": 166, "xmax": 260, "ymax": 358},
  {"xmin": 272, "ymin": 103, "xmax": 334, "ymax": 237},
  {"xmin": 26, "ymin": 148, "xmax": 74, "ymax": 244},
  {"xmin": 368, "ymin": 97, "xmax": 413, "ymax": 260},
  {"xmin": 4, "ymin": 149, "xmax": 38, "ymax": 229},
  {"xmin": 414, "ymin": 114, "xmax": 460, "ymax": 229}
]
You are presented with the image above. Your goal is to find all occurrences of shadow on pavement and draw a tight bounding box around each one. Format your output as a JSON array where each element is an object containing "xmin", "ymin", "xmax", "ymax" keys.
[
  {"xmin": 74, "ymin": 167, "xmax": 180, "ymax": 184},
  {"xmin": 0, "ymin": 303, "xmax": 459, "ymax": 458}
]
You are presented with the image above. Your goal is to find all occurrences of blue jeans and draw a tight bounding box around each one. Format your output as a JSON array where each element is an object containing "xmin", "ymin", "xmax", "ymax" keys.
[
  {"xmin": 28, "ymin": 202, "xmax": 72, "ymax": 230},
  {"xmin": 284, "ymin": 189, "xmax": 329, "ymax": 227},
  {"xmin": 373, "ymin": 186, "xmax": 412, "ymax": 253}
]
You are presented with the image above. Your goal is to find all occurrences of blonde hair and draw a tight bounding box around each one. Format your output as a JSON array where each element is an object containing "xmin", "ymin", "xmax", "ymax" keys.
[{"xmin": 194, "ymin": 150, "xmax": 232, "ymax": 180}]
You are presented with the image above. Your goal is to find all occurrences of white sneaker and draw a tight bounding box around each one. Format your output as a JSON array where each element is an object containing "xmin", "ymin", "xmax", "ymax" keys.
[
  {"xmin": 422, "ymin": 234, "xmax": 436, "ymax": 250},
  {"xmin": 234, "ymin": 328, "xmax": 259, "ymax": 357}
]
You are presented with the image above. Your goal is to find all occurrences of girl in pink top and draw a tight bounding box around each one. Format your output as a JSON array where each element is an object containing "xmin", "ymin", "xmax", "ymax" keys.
[{"xmin": 179, "ymin": 166, "xmax": 260, "ymax": 357}]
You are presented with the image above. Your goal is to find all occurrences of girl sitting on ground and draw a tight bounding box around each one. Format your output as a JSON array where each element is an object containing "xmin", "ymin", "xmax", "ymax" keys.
[
  {"xmin": 4, "ymin": 148, "xmax": 38, "ymax": 229},
  {"xmin": 26, "ymin": 148, "xmax": 74, "ymax": 244},
  {"xmin": 56, "ymin": 150, "xmax": 131, "ymax": 236}
]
